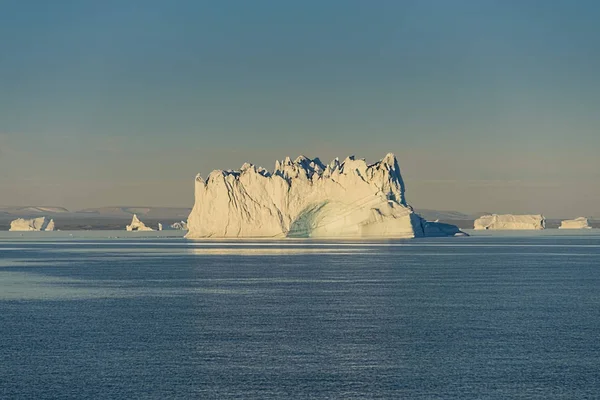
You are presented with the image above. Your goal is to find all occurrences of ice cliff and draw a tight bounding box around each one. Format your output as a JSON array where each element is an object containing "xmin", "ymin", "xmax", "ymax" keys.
[
  {"xmin": 9, "ymin": 217, "xmax": 55, "ymax": 231},
  {"xmin": 186, "ymin": 153, "xmax": 463, "ymax": 239},
  {"xmin": 559, "ymin": 217, "xmax": 591, "ymax": 229},
  {"xmin": 126, "ymin": 214, "xmax": 154, "ymax": 231},
  {"xmin": 474, "ymin": 214, "xmax": 545, "ymax": 230}
]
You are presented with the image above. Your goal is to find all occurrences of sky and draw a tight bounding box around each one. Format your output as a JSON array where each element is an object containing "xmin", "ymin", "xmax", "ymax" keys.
[{"xmin": 1, "ymin": 0, "xmax": 599, "ymax": 217}]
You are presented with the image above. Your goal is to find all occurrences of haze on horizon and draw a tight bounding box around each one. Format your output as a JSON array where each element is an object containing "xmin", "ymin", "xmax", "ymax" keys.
[{"xmin": 1, "ymin": 0, "xmax": 599, "ymax": 218}]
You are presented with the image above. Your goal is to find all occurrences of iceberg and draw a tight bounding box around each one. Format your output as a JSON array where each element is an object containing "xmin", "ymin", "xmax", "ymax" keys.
[
  {"xmin": 170, "ymin": 221, "xmax": 188, "ymax": 230},
  {"xmin": 125, "ymin": 214, "xmax": 154, "ymax": 231},
  {"xmin": 186, "ymin": 153, "xmax": 463, "ymax": 239},
  {"xmin": 559, "ymin": 217, "xmax": 591, "ymax": 229},
  {"xmin": 158, "ymin": 221, "xmax": 187, "ymax": 231},
  {"xmin": 474, "ymin": 214, "xmax": 545, "ymax": 230},
  {"xmin": 9, "ymin": 217, "xmax": 55, "ymax": 231},
  {"xmin": 156, "ymin": 221, "xmax": 188, "ymax": 230}
]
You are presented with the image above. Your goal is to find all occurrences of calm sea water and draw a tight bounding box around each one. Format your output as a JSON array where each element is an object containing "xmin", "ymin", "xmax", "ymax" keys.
[{"xmin": 1, "ymin": 231, "xmax": 599, "ymax": 399}]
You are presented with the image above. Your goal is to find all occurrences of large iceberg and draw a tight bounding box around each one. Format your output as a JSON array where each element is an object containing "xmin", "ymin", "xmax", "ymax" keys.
[
  {"xmin": 559, "ymin": 217, "xmax": 591, "ymax": 229},
  {"xmin": 186, "ymin": 153, "xmax": 463, "ymax": 239},
  {"xmin": 9, "ymin": 217, "xmax": 55, "ymax": 231},
  {"xmin": 474, "ymin": 214, "xmax": 545, "ymax": 230},
  {"xmin": 126, "ymin": 214, "xmax": 154, "ymax": 231}
]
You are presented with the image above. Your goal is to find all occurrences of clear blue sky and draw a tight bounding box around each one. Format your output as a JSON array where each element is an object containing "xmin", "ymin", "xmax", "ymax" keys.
[{"xmin": 1, "ymin": 0, "xmax": 599, "ymax": 217}]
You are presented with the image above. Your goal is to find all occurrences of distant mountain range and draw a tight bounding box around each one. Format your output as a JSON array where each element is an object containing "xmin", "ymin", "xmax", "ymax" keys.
[
  {"xmin": 76, "ymin": 206, "xmax": 192, "ymax": 219},
  {"xmin": 0, "ymin": 206, "xmax": 191, "ymax": 220},
  {"xmin": 0, "ymin": 206, "xmax": 70, "ymax": 215},
  {"xmin": 414, "ymin": 209, "xmax": 474, "ymax": 221}
]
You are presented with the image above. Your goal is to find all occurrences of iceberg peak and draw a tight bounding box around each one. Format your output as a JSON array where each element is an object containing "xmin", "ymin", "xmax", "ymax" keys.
[
  {"xmin": 126, "ymin": 214, "xmax": 154, "ymax": 231},
  {"xmin": 381, "ymin": 152, "xmax": 397, "ymax": 166}
]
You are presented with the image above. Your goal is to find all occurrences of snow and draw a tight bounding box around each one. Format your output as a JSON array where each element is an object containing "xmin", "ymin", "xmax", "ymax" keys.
[
  {"xmin": 474, "ymin": 214, "xmax": 545, "ymax": 230},
  {"xmin": 9, "ymin": 217, "xmax": 55, "ymax": 231},
  {"xmin": 186, "ymin": 153, "xmax": 463, "ymax": 238},
  {"xmin": 125, "ymin": 214, "xmax": 154, "ymax": 231},
  {"xmin": 559, "ymin": 217, "xmax": 591, "ymax": 229}
]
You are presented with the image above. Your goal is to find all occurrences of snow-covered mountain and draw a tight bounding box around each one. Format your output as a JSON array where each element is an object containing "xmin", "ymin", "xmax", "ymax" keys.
[{"xmin": 186, "ymin": 153, "xmax": 463, "ymax": 239}]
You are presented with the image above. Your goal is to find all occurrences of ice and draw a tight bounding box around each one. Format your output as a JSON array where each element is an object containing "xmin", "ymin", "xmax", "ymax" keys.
[
  {"xmin": 9, "ymin": 217, "xmax": 55, "ymax": 231},
  {"xmin": 170, "ymin": 221, "xmax": 188, "ymax": 230},
  {"xmin": 186, "ymin": 153, "xmax": 462, "ymax": 238},
  {"xmin": 474, "ymin": 214, "xmax": 545, "ymax": 230},
  {"xmin": 125, "ymin": 214, "xmax": 154, "ymax": 231},
  {"xmin": 559, "ymin": 217, "xmax": 592, "ymax": 229}
]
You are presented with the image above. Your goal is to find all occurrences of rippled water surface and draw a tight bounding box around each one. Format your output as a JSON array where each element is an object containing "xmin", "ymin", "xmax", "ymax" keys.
[{"xmin": 1, "ymin": 231, "xmax": 599, "ymax": 399}]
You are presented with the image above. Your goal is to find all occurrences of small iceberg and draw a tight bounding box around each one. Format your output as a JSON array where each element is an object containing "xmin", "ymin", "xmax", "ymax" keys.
[
  {"xmin": 559, "ymin": 217, "xmax": 592, "ymax": 229},
  {"xmin": 474, "ymin": 214, "xmax": 545, "ymax": 230},
  {"xmin": 9, "ymin": 217, "xmax": 55, "ymax": 231},
  {"xmin": 125, "ymin": 214, "xmax": 154, "ymax": 231},
  {"xmin": 170, "ymin": 221, "xmax": 188, "ymax": 230}
]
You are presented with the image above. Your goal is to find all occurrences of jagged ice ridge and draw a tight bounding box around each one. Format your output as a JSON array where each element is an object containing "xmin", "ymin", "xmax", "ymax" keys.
[{"xmin": 126, "ymin": 214, "xmax": 154, "ymax": 231}]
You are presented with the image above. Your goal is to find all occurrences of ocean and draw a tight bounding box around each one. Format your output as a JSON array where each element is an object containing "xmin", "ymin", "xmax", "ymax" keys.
[{"xmin": 1, "ymin": 231, "xmax": 599, "ymax": 399}]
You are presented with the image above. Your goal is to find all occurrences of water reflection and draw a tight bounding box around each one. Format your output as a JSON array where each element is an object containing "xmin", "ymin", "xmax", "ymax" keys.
[{"xmin": 187, "ymin": 247, "xmax": 369, "ymax": 255}]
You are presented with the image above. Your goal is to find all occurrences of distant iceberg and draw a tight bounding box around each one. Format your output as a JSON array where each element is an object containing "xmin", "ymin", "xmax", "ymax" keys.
[
  {"xmin": 155, "ymin": 221, "xmax": 188, "ymax": 231},
  {"xmin": 170, "ymin": 221, "xmax": 188, "ymax": 230},
  {"xmin": 186, "ymin": 153, "xmax": 463, "ymax": 239},
  {"xmin": 9, "ymin": 217, "xmax": 55, "ymax": 231},
  {"xmin": 559, "ymin": 217, "xmax": 591, "ymax": 229},
  {"xmin": 126, "ymin": 214, "xmax": 154, "ymax": 231},
  {"xmin": 474, "ymin": 214, "xmax": 545, "ymax": 230}
]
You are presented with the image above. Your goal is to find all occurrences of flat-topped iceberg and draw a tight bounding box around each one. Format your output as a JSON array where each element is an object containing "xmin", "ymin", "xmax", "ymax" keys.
[
  {"xmin": 126, "ymin": 214, "xmax": 154, "ymax": 231},
  {"xmin": 9, "ymin": 217, "xmax": 55, "ymax": 231},
  {"xmin": 474, "ymin": 214, "xmax": 545, "ymax": 230},
  {"xmin": 186, "ymin": 153, "xmax": 463, "ymax": 239},
  {"xmin": 559, "ymin": 217, "xmax": 591, "ymax": 229}
]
